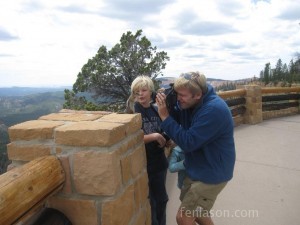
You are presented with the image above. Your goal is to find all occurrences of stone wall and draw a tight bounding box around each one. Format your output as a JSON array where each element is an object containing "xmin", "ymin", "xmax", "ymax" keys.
[{"xmin": 7, "ymin": 110, "xmax": 150, "ymax": 225}]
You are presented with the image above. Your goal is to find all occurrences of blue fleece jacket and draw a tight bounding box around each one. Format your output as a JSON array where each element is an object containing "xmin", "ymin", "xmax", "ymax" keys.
[{"xmin": 161, "ymin": 84, "xmax": 236, "ymax": 184}]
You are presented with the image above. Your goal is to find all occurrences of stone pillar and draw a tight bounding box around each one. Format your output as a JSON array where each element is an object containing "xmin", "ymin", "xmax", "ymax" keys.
[
  {"xmin": 244, "ymin": 85, "xmax": 263, "ymax": 124},
  {"xmin": 7, "ymin": 110, "xmax": 151, "ymax": 225}
]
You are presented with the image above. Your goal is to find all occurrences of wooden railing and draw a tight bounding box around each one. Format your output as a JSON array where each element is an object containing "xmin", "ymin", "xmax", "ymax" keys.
[
  {"xmin": 261, "ymin": 87, "xmax": 300, "ymax": 111},
  {"xmin": 0, "ymin": 156, "xmax": 65, "ymax": 225},
  {"xmin": 217, "ymin": 86, "xmax": 300, "ymax": 125},
  {"xmin": 218, "ymin": 89, "xmax": 247, "ymax": 118}
]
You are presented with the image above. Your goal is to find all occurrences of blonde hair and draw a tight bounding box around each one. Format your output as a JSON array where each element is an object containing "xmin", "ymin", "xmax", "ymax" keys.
[
  {"xmin": 125, "ymin": 75, "xmax": 154, "ymax": 113},
  {"xmin": 124, "ymin": 94, "xmax": 135, "ymax": 113},
  {"xmin": 174, "ymin": 71, "xmax": 207, "ymax": 95},
  {"xmin": 130, "ymin": 75, "xmax": 155, "ymax": 93}
]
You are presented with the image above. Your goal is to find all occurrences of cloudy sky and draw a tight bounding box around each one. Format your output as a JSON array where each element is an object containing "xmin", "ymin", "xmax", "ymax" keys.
[{"xmin": 0, "ymin": 0, "xmax": 299, "ymax": 87}]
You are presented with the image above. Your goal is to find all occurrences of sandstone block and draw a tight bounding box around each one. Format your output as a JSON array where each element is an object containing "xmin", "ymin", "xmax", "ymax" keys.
[
  {"xmin": 56, "ymin": 147, "xmax": 63, "ymax": 154},
  {"xmin": 73, "ymin": 150, "xmax": 121, "ymax": 196},
  {"xmin": 58, "ymin": 155, "xmax": 72, "ymax": 194},
  {"xmin": 98, "ymin": 113, "xmax": 142, "ymax": 135},
  {"xmin": 102, "ymin": 184, "xmax": 135, "ymax": 225},
  {"xmin": 55, "ymin": 121, "xmax": 126, "ymax": 146},
  {"xmin": 134, "ymin": 130, "xmax": 145, "ymax": 147},
  {"xmin": 7, "ymin": 143, "xmax": 51, "ymax": 161},
  {"xmin": 8, "ymin": 120, "xmax": 64, "ymax": 141},
  {"xmin": 130, "ymin": 145, "xmax": 146, "ymax": 178},
  {"xmin": 120, "ymin": 155, "xmax": 132, "ymax": 185},
  {"xmin": 116, "ymin": 130, "xmax": 144, "ymax": 156},
  {"xmin": 59, "ymin": 109, "xmax": 111, "ymax": 115},
  {"xmin": 133, "ymin": 209, "xmax": 146, "ymax": 225},
  {"xmin": 134, "ymin": 173, "xmax": 149, "ymax": 211},
  {"xmin": 47, "ymin": 196, "xmax": 98, "ymax": 225},
  {"xmin": 39, "ymin": 112, "xmax": 104, "ymax": 121}
]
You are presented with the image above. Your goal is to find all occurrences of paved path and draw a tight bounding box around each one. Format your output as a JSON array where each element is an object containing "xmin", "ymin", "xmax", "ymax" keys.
[{"xmin": 166, "ymin": 114, "xmax": 300, "ymax": 225}]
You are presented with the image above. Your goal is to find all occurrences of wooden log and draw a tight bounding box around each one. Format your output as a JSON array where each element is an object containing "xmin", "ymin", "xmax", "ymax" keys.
[
  {"xmin": 217, "ymin": 89, "xmax": 246, "ymax": 99},
  {"xmin": 13, "ymin": 184, "xmax": 64, "ymax": 225},
  {"xmin": 261, "ymin": 87, "xmax": 300, "ymax": 94},
  {"xmin": 231, "ymin": 106, "xmax": 246, "ymax": 117},
  {"xmin": 262, "ymin": 93, "xmax": 300, "ymax": 102},
  {"xmin": 0, "ymin": 156, "xmax": 65, "ymax": 225},
  {"xmin": 225, "ymin": 97, "xmax": 246, "ymax": 107},
  {"xmin": 262, "ymin": 102, "xmax": 299, "ymax": 111}
]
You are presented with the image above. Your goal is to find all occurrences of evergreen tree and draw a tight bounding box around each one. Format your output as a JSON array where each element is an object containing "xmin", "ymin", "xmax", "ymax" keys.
[
  {"xmin": 259, "ymin": 54, "xmax": 300, "ymax": 85},
  {"xmin": 282, "ymin": 63, "xmax": 288, "ymax": 82},
  {"xmin": 64, "ymin": 29, "xmax": 169, "ymax": 111},
  {"xmin": 259, "ymin": 70, "xmax": 264, "ymax": 81},
  {"xmin": 294, "ymin": 53, "xmax": 300, "ymax": 82},
  {"xmin": 274, "ymin": 58, "xmax": 283, "ymax": 81},
  {"xmin": 263, "ymin": 62, "xmax": 271, "ymax": 84},
  {"xmin": 289, "ymin": 59, "xmax": 296, "ymax": 83}
]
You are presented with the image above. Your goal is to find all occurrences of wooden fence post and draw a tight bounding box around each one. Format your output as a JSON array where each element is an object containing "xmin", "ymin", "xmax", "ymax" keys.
[{"xmin": 244, "ymin": 85, "xmax": 263, "ymax": 124}]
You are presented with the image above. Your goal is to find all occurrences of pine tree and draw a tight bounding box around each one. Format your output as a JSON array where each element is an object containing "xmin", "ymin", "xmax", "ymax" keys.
[{"xmin": 64, "ymin": 30, "xmax": 169, "ymax": 111}]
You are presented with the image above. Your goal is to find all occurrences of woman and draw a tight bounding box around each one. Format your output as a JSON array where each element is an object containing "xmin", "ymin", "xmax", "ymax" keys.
[{"xmin": 130, "ymin": 75, "xmax": 169, "ymax": 225}]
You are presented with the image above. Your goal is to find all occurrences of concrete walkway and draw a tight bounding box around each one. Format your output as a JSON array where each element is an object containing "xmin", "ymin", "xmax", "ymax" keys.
[{"xmin": 166, "ymin": 114, "xmax": 300, "ymax": 225}]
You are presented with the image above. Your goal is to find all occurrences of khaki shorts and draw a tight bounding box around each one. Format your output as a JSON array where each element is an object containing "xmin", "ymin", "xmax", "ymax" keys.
[{"xmin": 179, "ymin": 177, "xmax": 227, "ymax": 216}]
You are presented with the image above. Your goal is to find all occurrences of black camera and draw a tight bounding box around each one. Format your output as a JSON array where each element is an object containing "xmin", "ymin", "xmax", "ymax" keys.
[
  {"xmin": 151, "ymin": 83, "xmax": 177, "ymax": 112},
  {"xmin": 161, "ymin": 132, "xmax": 170, "ymax": 141}
]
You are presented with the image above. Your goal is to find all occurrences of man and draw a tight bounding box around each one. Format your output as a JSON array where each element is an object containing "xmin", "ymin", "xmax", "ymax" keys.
[{"xmin": 156, "ymin": 71, "xmax": 236, "ymax": 225}]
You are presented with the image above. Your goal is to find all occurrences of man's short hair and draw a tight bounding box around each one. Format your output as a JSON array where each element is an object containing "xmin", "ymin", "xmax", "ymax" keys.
[{"xmin": 174, "ymin": 71, "xmax": 207, "ymax": 95}]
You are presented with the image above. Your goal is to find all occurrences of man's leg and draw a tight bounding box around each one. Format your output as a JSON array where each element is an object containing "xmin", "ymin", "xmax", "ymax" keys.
[
  {"xmin": 195, "ymin": 216, "xmax": 214, "ymax": 225},
  {"xmin": 176, "ymin": 207, "xmax": 214, "ymax": 225},
  {"xmin": 176, "ymin": 208, "xmax": 197, "ymax": 225},
  {"xmin": 177, "ymin": 178, "xmax": 227, "ymax": 225}
]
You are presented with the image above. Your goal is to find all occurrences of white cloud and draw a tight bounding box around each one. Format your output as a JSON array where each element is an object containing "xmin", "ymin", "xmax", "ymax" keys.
[{"xmin": 0, "ymin": 0, "xmax": 299, "ymax": 87}]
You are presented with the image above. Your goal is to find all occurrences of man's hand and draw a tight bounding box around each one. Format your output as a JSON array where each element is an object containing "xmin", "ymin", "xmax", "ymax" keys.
[{"xmin": 156, "ymin": 92, "xmax": 169, "ymax": 121}]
